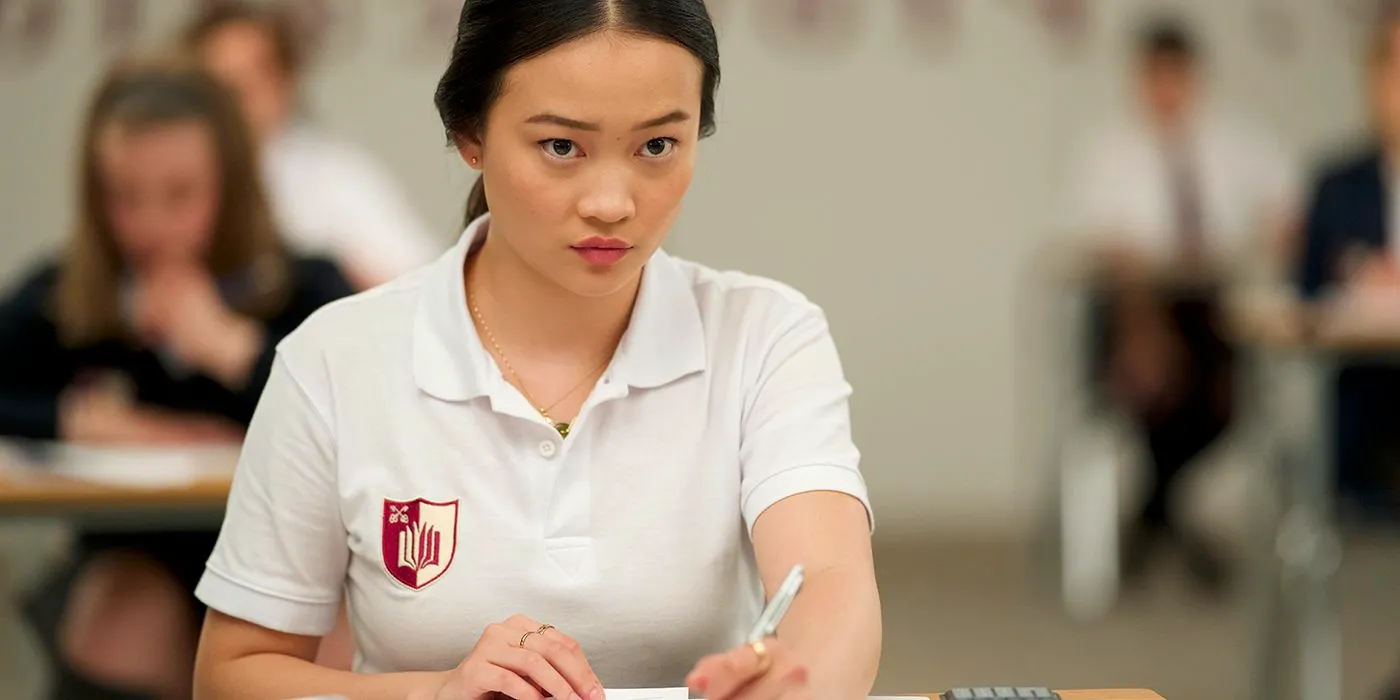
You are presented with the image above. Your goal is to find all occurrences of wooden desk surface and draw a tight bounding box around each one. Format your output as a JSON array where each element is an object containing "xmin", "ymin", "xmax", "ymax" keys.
[
  {"xmin": 1051, "ymin": 691, "xmax": 1162, "ymax": 700},
  {"xmin": 0, "ymin": 442, "xmax": 235, "ymax": 516},
  {"xmin": 922, "ymin": 692, "xmax": 1162, "ymax": 700}
]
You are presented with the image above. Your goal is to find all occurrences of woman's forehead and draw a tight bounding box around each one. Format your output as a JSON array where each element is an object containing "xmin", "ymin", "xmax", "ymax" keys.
[
  {"xmin": 495, "ymin": 31, "xmax": 703, "ymax": 125},
  {"xmin": 98, "ymin": 122, "xmax": 215, "ymax": 173}
]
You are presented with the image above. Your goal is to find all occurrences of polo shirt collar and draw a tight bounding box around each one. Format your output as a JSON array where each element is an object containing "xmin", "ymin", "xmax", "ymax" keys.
[
  {"xmin": 613, "ymin": 247, "xmax": 707, "ymax": 389},
  {"xmin": 414, "ymin": 215, "xmax": 706, "ymax": 402}
]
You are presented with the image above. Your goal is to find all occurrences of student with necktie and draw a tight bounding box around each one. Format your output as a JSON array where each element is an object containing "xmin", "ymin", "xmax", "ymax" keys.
[
  {"xmin": 1067, "ymin": 16, "xmax": 1300, "ymax": 594},
  {"xmin": 191, "ymin": 2, "xmax": 881, "ymax": 699}
]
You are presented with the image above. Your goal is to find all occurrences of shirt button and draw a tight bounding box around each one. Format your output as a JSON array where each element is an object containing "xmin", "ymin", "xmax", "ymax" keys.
[{"xmin": 538, "ymin": 440, "xmax": 557, "ymax": 458}]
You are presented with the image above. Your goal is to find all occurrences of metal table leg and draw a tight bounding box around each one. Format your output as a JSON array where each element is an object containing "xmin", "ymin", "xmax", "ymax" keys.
[
  {"xmin": 1245, "ymin": 347, "xmax": 1285, "ymax": 700},
  {"xmin": 1288, "ymin": 353, "xmax": 1342, "ymax": 700}
]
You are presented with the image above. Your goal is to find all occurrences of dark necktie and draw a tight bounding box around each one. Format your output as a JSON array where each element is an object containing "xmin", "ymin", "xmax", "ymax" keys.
[{"xmin": 1168, "ymin": 146, "xmax": 1205, "ymax": 259}]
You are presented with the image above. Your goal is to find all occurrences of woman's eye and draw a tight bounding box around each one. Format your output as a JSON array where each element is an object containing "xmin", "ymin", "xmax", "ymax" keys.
[
  {"xmin": 640, "ymin": 138, "xmax": 676, "ymax": 158},
  {"xmin": 541, "ymin": 139, "xmax": 581, "ymax": 159}
]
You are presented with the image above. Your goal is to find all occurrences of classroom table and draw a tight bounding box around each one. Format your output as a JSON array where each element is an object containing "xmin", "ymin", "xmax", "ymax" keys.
[
  {"xmin": 1229, "ymin": 301, "xmax": 1400, "ymax": 700},
  {"xmin": 1031, "ymin": 255, "xmax": 1362, "ymax": 700},
  {"xmin": 0, "ymin": 441, "xmax": 238, "ymax": 698},
  {"xmin": 0, "ymin": 441, "xmax": 236, "ymax": 528}
]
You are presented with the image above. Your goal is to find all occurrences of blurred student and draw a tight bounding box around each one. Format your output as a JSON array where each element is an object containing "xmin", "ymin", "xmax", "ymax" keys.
[
  {"xmin": 0, "ymin": 55, "xmax": 352, "ymax": 699},
  {"xmin": 1067, "ymin": 17, "xmax": 1299, "ymax": 593},
  {"xmin": 1297, "ymin": 10, "xmax": 1400, "ymax": 527},
  {"xmin": 182, "ymin": 1, "xmax": 441, "ymax": 289}
]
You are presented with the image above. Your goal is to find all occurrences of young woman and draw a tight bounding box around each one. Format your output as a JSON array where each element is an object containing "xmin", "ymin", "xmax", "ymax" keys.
[
  {"xmin": 0, "ymin": 55, "xmax": 353, "ymax": 699},
  {"xmin": 183, "ymin": 1, "xmax": 442, "ymax": 289},
  {"xmin": 192, "ymin": 3, "xmax": 881, "ymax": 700}
]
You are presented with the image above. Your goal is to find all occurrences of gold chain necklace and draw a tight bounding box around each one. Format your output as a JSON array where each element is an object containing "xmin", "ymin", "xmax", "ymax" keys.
[{"xmin": 467, "ymin": 290, "xmax": 610, "ymax": 438}]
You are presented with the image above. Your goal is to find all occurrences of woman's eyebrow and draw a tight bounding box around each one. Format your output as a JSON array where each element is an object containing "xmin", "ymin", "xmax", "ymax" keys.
[{"xmin": 524, "ymin": 109, "xmax": 693, "ymax": 131}]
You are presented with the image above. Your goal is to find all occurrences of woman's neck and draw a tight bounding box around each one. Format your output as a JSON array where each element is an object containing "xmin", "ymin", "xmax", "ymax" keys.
[{"xmin": 465, "ymin": 231, "xmax": 637, "ymax": 364}]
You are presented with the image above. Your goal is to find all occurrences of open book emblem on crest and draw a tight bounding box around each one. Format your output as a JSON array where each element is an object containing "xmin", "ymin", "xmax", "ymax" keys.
[{"xmin": 382, "ymin": 498, "xmax": 458, "ymax": 590}]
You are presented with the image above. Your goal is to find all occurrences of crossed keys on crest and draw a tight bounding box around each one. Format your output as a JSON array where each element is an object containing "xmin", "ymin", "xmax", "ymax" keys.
[
  {"xmin": 397, "ymin": 519, "xmax": 442, "ymax": 573},
  {"xmin": 388, "ymin": 504, "xmax": 410, "ymax": 524}
]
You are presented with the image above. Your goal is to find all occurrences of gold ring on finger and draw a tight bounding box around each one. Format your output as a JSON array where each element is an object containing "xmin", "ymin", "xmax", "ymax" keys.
[
  {"xmin": 519, "ymin": 630, "xmax": 541, "ymax": 648},
  {"xmin": 538, "ymin": 623, "xmax": 555, "ymax": 633},
  {"xmin": 750, "ymin": 641, "xmax": 772, "ymax": 672}
]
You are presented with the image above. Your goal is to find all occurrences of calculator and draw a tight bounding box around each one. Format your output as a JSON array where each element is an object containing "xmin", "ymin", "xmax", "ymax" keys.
[{"xmin": 941, "ymin": 688, "xmax": 1061, "ymax": 700}]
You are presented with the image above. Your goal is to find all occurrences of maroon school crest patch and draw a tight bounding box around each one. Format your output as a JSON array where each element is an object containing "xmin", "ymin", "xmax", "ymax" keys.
[{"xmin": 382, "ymin": 498, "xmax": 458, "ymax": 590}]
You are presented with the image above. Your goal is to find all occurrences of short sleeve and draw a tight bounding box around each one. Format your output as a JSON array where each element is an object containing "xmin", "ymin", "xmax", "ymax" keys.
[
  {"xmin": 195, "ymin": 352, "xmax": 348, "ymax": 637},
  {"xmin": 739, "ymin": 302, "xmax": 871, "ymax": 534}
]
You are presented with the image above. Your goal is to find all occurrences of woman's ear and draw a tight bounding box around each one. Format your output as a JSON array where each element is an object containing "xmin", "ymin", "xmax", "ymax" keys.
[{"xmin": 456, "ymin": 138, "xmax": 483, "ymax": 169}]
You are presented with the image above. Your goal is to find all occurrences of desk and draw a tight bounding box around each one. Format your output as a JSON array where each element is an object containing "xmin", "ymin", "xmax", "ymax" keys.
[
  {"xmin": 1231, "ymin": 307, "xmax": 1400, "ymax": 700},
  {"xmin": 1032, "ymin": 261, "xmax": 1366, "ymax": 700},
  {"xmin": 0, "ymin": 442, "xmax": 235, "ymax": 526},
  {"xmin": 0, "ymin": 442, "xmax": 237, "ymax": 698},
  {"xmin": 917, "ymin": 692, "xmax": 1163, "ymax": 700}
]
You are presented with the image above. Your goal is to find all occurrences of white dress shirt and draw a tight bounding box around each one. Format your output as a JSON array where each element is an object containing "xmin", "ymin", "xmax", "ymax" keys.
[
  {"xmin": 263, "ymin": 124, "xmax": 442, "ymax": 283},
  {"xmin": 195, "ymin": 215, "xmax": 873, "ymax": 686},
  {"xmin": 1068, "ymin": 105, "xmax": 1299, "ymax": 264}
]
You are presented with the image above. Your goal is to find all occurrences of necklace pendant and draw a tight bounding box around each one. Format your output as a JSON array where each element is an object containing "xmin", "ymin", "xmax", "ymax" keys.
[{"xmin": 553, "ymin": 422, "xmax": 570, "ymax": 438}]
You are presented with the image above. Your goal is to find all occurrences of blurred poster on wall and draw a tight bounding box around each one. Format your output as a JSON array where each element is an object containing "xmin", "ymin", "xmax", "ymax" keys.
[
  {"xmin": 901, "ymin": 0, "xmax": 958, "ymax": 61},
  {"xmin": 752, "ymin": 0, "xmax": 865, "ymax": 62},
  {"xmin": 278, "ymin": 0, "xmax": 362, "ymax": 64},
  {"xmin": 99, "ymin": 0, "xmax": 143, "ymax": 53},
  {"xmin": 409, "ymin": 0, "xmax": 463, "ymax": 60},
  {"xmin": 0, "ymin": 0, "xmax": 62, "ymax": 67},
  {"xmin": 1036, "ymin": 0, "xmax": 1089, "ymax": 57}
]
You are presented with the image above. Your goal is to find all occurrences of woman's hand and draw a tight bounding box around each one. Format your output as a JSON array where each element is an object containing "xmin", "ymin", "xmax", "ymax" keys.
[
  {"xmin": 133, "ymin": 267, "xmax": 264, "ymax": 387},
  {"xmin": 59, "ymin": 384, "xmax": 243, "ymax": 445},
  {"xmin": 429, "ymin": 615, "xmax": 603, "ymax": 700},
  {"xmin": 686, "ymin": 638, "xmax": 810, "ymax": 700}
]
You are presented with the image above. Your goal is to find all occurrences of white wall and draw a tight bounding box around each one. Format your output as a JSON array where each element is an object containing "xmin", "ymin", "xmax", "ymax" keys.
[{"xmin": 0, "ymin": 0, "xmax": 1372, "ymax": 538}]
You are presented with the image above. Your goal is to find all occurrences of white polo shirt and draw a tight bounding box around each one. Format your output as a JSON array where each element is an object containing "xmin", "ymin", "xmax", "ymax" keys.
[
  {"xmin": 195, "ymin": 215, "xmax": 872, "ymax": 686},
  {"xmin": 263, "ymin": 123, "xmax": 442, "ymax": 281}
]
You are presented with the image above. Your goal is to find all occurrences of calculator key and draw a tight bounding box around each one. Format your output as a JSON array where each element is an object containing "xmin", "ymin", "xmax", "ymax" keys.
[
  {"xmin": 951, "ymin": 690, "xmax": 975, "ymax": 700},
  {"xmin": 1032, "ymin": 690, "xmax": 1054, "ymax": 698},
  {"xmin": 973, "ymin": 689, "xmax": 995, "ymax": 699},
  {"xmin": 993, "ymin": 688, "xmax": 1016, "ymax": 698}
]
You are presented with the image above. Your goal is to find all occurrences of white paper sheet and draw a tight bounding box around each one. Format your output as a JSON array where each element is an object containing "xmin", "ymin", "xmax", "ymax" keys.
[
  {"xmin": 0, "ymin": 440, "xmax": 240, "ymax": 489},
  {"xmin": 601, "ymin": 690, "xmax": 690, "ymax": 700}
]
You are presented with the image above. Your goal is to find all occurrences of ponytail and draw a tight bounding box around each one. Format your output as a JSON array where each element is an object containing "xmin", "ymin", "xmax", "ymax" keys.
[{"xmin": 463, "ymin": 175, "xmax": 488, "ymax": 228}]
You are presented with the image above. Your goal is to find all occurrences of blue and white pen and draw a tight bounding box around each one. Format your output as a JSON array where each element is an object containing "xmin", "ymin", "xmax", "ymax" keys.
[{"xmin": 746, "ymin": 564, "xmax": 805, "ymax": 644}]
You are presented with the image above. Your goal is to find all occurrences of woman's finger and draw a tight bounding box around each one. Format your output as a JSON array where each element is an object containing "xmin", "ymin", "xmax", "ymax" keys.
[
  {"xmin": 695, "ymin": 645, "xmax": 766, "ymax": 700},
  {"xmin": 505, "ymin": 613, "xmax": 546, "ymax": 632},
  {"xmin": 494, "ymin": 616, "xmax": 601, "ymax": 699},
  {"xmin": 729, "ymin": 657, "xmax": 807, "ymax": 700},
  {"xmin": 473, "ymin": 662, "xmax": 545, "ymax": 700},
  {"xmin": 533, "ymin": 628, "xmax": 604, "ymax": 700},
  {"xmin": 492, "ymin": 645, "xmax": 579, "ymax": 700}
]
